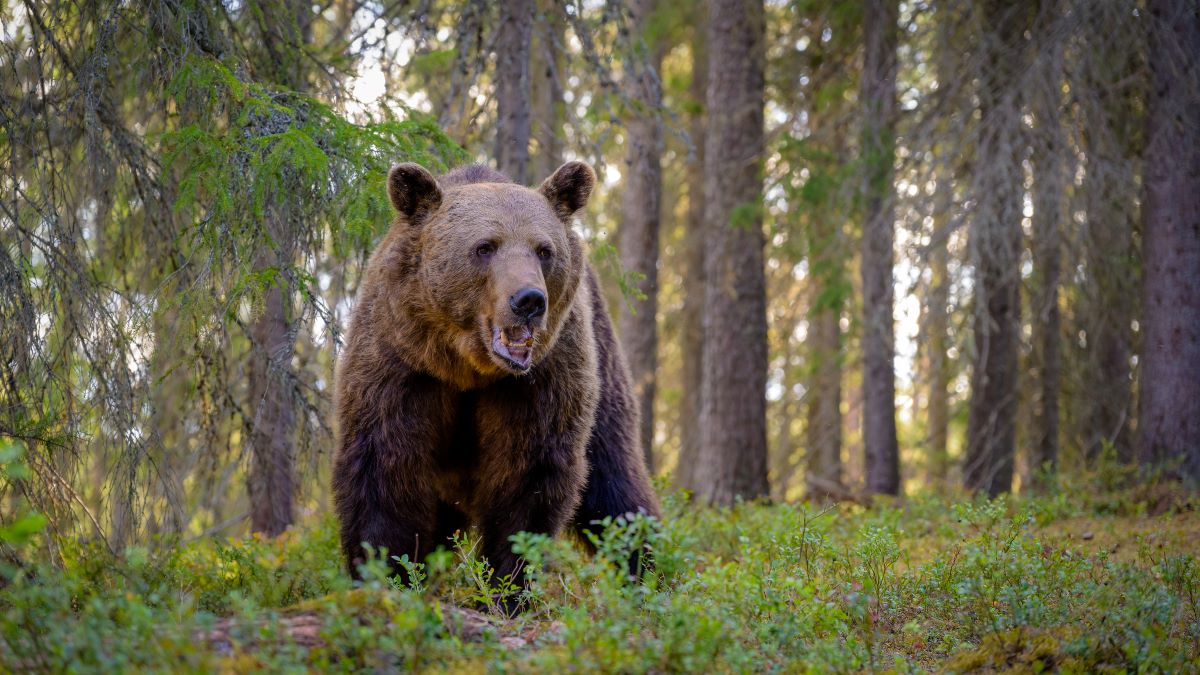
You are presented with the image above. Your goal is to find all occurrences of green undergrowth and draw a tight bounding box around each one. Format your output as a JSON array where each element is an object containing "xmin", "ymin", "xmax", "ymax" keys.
[{"xmin": 1, "ymin": 478, "xmax": 1197, "ymax": 673}]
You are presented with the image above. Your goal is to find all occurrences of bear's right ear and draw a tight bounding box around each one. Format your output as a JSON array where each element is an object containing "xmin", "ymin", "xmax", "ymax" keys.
[
  {"xmin": 388, "ymin": 163, "xmax": 442, "ymax": 223},
  {"xmin": 538, "ymin": 161, "xmax": 596, "ymax": 222}
]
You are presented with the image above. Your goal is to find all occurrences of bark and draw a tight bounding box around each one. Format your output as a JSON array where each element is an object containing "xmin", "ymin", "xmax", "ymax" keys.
[
  {"xmin": 495, "ymin": 0, "xmax": 534, "ymax": 184},
  {"xmin": 1081, "ymin": 144, "xmax": 1135, "ymax": 464},
  {"xmin": 803, "ymin": 106, "xmax": 846, "ymax": 501},
  {"xmin": 1030, "ymin": 162, "xmax": 1064, "ymax": 486},
  {"xmin": 248, "ymin": 274, "xmax": 297, "ymax": 536},
  {"xmin": 1029, "ymin": 0, "xmax": 1065, "ymax": 489},
  {"xmin": 925, "ymin": 236, "xmax": 950, "ymax": 484},
  {"xmin": 924, "ymin": 8, "xmax": 958, "ymax": 486},
  {"xmin": 773, "ymin": 334, "xmax": 800, "ymax": 500},
  {"xmin": 1138, "ymin": 0, "xmax": 1200, "ymax": 481},
  {"xmin": 693, "ymin": 0, "xmax": 770, "ymax": 505},
  {"xmin": 860, "ymin": 0, "xmax": 900, "ymax": 496},
  {"xmin": 964, "ymin": 0, "xmax": 1026, "ymax": 497},
  {"xmin": 531, "ymin": 0, "xmax": 564, "ymax": 180},
  {"xmin": 1078, "ymin": 15, "xmax": 1139, "ymax": 465},
  {"xmin": 617, "ymin": 0, "xmax": 664, "ymax": 473},
  {"xmin": 806, "ymin": 289, "xmax": 844, "ymax": 500},
  {"xmin": 246, "ymin": 0, "xmax": 312, "ymax": 536},
  {"xmin": 676, "ymin": 11, "xmax": 708, "ymax": 492}
]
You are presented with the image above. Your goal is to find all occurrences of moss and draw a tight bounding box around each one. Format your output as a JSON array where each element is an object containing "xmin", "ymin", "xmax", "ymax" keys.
[{"xmin": 944, "ymin": 628, "xmax": 1082, "ymax": 673}]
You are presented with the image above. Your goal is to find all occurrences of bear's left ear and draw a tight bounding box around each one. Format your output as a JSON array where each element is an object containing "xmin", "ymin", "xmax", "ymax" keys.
[
  {"xmin": 388, "ymin": 163, "xmax": 443, "ymax": 223},
  {"xmin": 538, "ymin": 161, "xmax": 596, "ymax": 222}
]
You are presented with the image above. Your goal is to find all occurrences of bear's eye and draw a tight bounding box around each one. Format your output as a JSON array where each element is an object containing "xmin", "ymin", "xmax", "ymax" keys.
[
  {"xmin": 536, "ymin": 245, "xmax": 553, "ymax": 261},
  {"xmin": 475, "ymin": 241, "xmax": 496, "ymax": 258}
]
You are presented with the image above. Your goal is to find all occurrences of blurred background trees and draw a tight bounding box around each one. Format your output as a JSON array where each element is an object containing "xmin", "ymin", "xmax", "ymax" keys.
[{"xmin": 1, "ymin": 0, "xmax": 1197, "ymax": 554}]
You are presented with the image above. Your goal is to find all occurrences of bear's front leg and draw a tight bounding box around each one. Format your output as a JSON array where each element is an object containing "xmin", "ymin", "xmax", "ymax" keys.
[
  {"xmin": 471, "ymin": 372, "xmax": 594, "ymax": 599},
  {"xmin": 332, "ymin": 371, "xmax": 457, "ymax": 584},
  {"xmin": 476, "ymin": 473, "xmax": 581, "ymax": 590}
]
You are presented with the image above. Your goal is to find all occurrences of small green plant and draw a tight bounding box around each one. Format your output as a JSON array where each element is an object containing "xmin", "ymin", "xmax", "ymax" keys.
[
  {"xmin": 0, "ymin": 440, "xmax": 47, "ymax": 580},
  {"xmin": 1, "ymin": 487, "xmax": 1198, "ymax": 672}
]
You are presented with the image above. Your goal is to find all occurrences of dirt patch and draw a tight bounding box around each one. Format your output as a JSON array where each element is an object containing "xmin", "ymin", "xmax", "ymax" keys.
[
  {"xmin": 1039, "ymin": 510, "xmax": 1200, "ymax": 564},
  {"xmin": 200, "ymin": 601, "xmax": 563, "ymax": 656}
]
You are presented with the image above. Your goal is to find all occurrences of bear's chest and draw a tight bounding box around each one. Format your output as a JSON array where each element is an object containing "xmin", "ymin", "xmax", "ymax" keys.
[{"xmin": 429, "ymin": 391, "xmax": 483, "ymax": 497}]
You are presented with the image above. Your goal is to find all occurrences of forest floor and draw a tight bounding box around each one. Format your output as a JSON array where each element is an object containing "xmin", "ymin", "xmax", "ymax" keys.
[{"xmin": 2, "ymin": 475, "xmax": 1198, "ymax": 673}]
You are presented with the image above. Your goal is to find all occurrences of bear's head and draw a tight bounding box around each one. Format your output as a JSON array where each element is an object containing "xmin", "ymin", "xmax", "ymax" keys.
[{"xmin": 380, "ymin": 161, "xmax": 595, "ymax": 385}]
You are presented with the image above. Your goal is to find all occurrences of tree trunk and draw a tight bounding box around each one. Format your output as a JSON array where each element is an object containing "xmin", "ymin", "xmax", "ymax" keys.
[
  {"xmin": 676, "ymin": 11, "xmax": 708, "ymax": 492},
  {"xmin": 1077, "ymin": 11, "xmax": 1139, "ymax": 465},
  {"xmin": 964, "ymin": 0, "xmax": 1026, "ymax": 497},
  {"xmin": 925, "ymin": 237, "xmax": 950, "ymax": 484},
  {"xmin": 1029, "ymin": 0, "xmax": 1065, "ymax": 490},
  {"xmin": 618, "ymin": 0, "xmax": 664, "ymax": 473},
  {"xmin": 1081, "ymin": 143, "xmax": 1135, "ymax": 464},
  {"xmin": 249, "ymin": 274, "xmax": 297, "ymax": 536},
  {"xmin": 246, "ymin": 0, "xmax": 312, "ymax": 536},
  {"xmin": 773, "ymin": 335, "xmax": 800, "ymax": 500},
  {"xmin": 531, "ymin": 0, "xmax": 564, "ymax": 180},
  {"xmin": 495, "ymin": 0, "xmax": 534, "ymax": 184},
  {"xmin": 1138, "ymin": 0, "xmax": 1200, "ymax": 482},
  {"xmin": 806, "ymin": 291, "xmax": 844, "ymax": 500},
  {"xmin": 860, "ymin": 0, "xmax": 900, "ymax": 496},
  {"xmin": 692, "ymin": 0, "xmax": 770, "ymax": 505},
  {"xmin": 803, "ymin": 108, "xmax": 846, "ymax": 501},
  {"xmin": 924, "ymin": 7, "xmax": 959, "ymax": 487}
]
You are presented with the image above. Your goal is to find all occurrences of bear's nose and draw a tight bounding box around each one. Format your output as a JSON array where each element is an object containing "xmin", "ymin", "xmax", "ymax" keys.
[{"xmin": 510, "ymin": 287, "xmax": 547, "ymax": 321}]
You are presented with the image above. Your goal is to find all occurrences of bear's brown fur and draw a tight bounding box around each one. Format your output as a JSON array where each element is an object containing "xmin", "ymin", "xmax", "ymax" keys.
[{"xmin": 332, "ymin": 160, "xmax": 659, "ymax": 590}]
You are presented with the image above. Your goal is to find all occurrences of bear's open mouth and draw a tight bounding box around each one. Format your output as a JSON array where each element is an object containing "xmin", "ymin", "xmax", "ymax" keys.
[{"xmin": 491, "ymin": 325, "xmax": 535, "ymax": 371}]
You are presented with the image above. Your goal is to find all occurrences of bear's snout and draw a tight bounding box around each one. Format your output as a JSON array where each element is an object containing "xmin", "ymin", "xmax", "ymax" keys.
[
  {"xmin": 490, "ymin": 286, "xmax": 546, "ymax": 372},
  {"xmin": 510, "ymin": 287, "xmax": 547, "ymax": 321}
]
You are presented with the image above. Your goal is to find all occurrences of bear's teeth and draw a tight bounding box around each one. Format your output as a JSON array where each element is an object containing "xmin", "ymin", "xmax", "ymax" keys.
[{"xmin": 498, "ymin": 328, "xmax": 533, "ymax": 349}]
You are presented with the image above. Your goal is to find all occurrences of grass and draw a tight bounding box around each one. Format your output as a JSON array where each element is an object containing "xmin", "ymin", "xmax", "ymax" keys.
[{"xmin": 1, "ymin": 476, "xmax": 1197, "ymax": 673}]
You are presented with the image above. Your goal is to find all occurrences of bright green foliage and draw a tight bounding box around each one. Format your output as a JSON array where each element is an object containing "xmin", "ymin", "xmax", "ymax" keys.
[
  {"xmin": 0, "ymin": 442, "xmax": 47, "ymax": 576},
  {"xmin": 160, "ymin": 54, "xmax": 467, "ymax": 314},
  {"xmin": 1, "ymin": 484, "xmax": 1196, "ymax": 672}
]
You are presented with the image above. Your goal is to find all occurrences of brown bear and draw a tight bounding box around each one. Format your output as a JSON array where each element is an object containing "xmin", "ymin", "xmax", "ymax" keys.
[{"xmin": 332, "ymin": 160, "xmax": 660, "ymax": 591}]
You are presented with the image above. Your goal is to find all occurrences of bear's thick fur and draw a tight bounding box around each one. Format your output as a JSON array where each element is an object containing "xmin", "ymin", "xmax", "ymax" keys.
[{"xmin": 332, "ymin": 161, "xmax": 659, "ymax": 588}]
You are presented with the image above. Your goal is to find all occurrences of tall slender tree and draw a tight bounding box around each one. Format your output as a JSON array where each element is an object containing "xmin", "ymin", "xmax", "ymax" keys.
[
  {"xmin": 1077, "ymin": 3, "xmax": 1140, "ymax": 464},
  {"xmin": 922, "ymin": 3, "xmax": 963, "ymax": 487},
  {"xmin": 806, "ymin": 260, "xmax": 846, "ymax": 499},
  {"xmin": 495, "ymin": 0, "xmax": 534, "ymax": 184},
  {"xmin": 692, "ymin": 0, "xmax": 769, "ymax": 505},
  {"xmin": 618, "ymin": 0, "xmax": 665, "ymax": 471},
  {"xmin": 531, "ymin": 0, "xmax": 565, "ymax": 180},
  {"xmin": 246, "ymin": 0, "xmax": 316, "ymax": 536},
  {"xmin": 1138, "ymin": 0, "xmax": 1200, "ymax": 482},
  {"xmin": 677, "ymin": 7, "xmax": 708, "ymax": 492},
  {"xmin": 1028, "ymin": 0, "xmax": 1066, "ymax": 489},
  {"xmin": 964, "ymin": 0, "xmax": 1026, "ymax": 496},
  {"xmin": 797, "ymin": 13, "xmax": 856, "ymax": 503},
  {"xmin": 860, "ymin": 0, "xmax": 900, "ymax": 496},
  {"xmin": 924, "ymin": 230, "xmax": 951, "ymax": 483}
]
